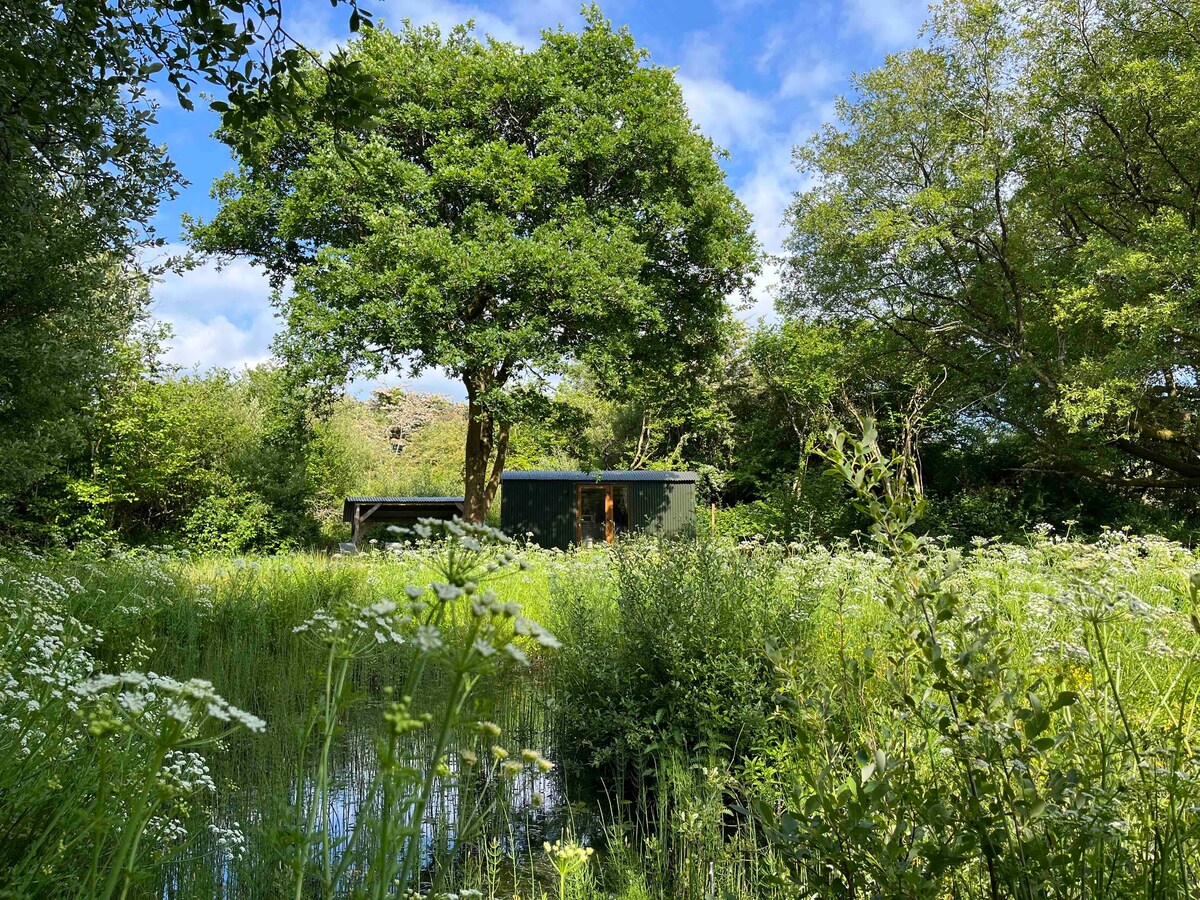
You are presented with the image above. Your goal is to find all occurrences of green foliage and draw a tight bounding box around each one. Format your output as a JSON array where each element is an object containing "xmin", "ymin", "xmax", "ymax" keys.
[
  {"xmin": 11, "ymin": 357, "xmax": 320, "ymax": 549},
  {"xmin": 191, "ymin": 9, "xmax": 757, "ymax": 519},
  {"xmin": 4, "ymin": 522, "xmax": 1200, "ymax": 897},
  {"xmin": 724, "ymin": 321, "xmax": 845, "ymax": 493},
  {"xmin": 785, "ymin": 0, "xmax": 1200, "ymax": 491},
  {"xmin": 752, "ymin": 422, "xmax": 1200, "ymax": 898},
  {"xmin": 0, "ymin": 265, "xmax": 153, "ymax": 515},
  {"xmin": 713, "ymin": 475, "xmax": 858, "ymax": 544},
  {"xmin": 183, "ymin": 490, "xmax": 282, "ymax": 555},
  {"xmin": 306, "ymin": 396, "xmax": 467, "ymax": 528},
  {"xmin": 0, "ymin": 0, "xmax": 371, "ymax": 520},
  {"xmin": 549, "ymin": 363, "xmax": 738, "ymax": 474},
  {"xmin": 549, "ymin": 539, "xmax": 807, "ymax": 778}
]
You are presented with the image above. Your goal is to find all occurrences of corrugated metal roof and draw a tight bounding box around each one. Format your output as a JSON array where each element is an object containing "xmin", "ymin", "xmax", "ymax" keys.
[
  {"xmin": 500, "ymin": 470, "xmax": 697, "ymax": 483},
  {"xmin": 344, "ymin": 497, "xmax": 465, "ymax": 504}
]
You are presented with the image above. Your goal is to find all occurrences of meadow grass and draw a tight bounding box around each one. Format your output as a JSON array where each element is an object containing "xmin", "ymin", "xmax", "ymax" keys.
[{"xmin": 1, "ymin": 525, "xmax": 1198, "ymax": 898}]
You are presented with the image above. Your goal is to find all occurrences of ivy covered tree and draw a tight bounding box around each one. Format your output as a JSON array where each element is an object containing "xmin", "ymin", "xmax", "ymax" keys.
[
  {"xmin": 785, "ymin": 0, "xmax": 1200, "ymax": 490},
  {"xmin": 190, "ymin": 10, "xmax": 757, "ymax": 520}
]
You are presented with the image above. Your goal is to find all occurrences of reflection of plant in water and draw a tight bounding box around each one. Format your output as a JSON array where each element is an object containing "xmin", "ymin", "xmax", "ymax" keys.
[{"xmin": 288, "ymin": 517, "xmax": 559, "ymax": 898}]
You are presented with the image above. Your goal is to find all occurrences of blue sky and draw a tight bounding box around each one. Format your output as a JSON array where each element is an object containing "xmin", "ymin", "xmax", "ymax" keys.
[{"xmin": 147, "ymin": 0, "xmax": 929, "ymax": 398}]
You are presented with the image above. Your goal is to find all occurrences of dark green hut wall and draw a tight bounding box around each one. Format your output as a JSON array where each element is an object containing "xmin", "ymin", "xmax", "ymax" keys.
[
  {"xmin": 501, "ymin": 479, "xmax": 696, "ymax": 549},
  {"xmin": 631, "ymin": 481, "xmax": 696, "ymax": 536},
  {"xmin": 500, "ymin": 480, "xmax": 576, "ymax": 549}
]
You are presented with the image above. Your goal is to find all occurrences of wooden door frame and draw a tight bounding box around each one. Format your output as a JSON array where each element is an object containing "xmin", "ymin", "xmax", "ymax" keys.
[{"xmin": 576, "ymin": 483, "xmax": 616, "ymax": 545}]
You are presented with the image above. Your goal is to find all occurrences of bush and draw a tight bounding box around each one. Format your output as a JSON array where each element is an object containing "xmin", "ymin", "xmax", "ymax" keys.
[
  {"xmin": 182, "ymin": 489, "xmax": 282, "ymax": 554},
  {"xmin": 714, "ymin": 474, "xmax": 858, "ymax": 544},
  {"xmin": 549, "ymin": 537, "xmax": 813, "ymax": 779}
]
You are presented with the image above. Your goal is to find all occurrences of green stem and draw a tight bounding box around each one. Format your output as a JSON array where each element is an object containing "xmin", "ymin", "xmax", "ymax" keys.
[
  {"xmin": 398, "ymin": 620, "xmax": 483, "ymax": 887},
  {"xmin": 320, "ymin": 656, "xmax": 352, "ymax": 896},
  {"xmin": 87, "ymin": 743, "xmax": 109, "ymax": 896},
  {"xmin": 295, "ymin": 648, "xmax": 335, "ymax": 900},
  {"xmin": 101, "ymin": 742, "xmax": 168, "ymax": 900},
  {"xmin": 371, "ymin": 727, "xmax": 401, "ymax": 900}
]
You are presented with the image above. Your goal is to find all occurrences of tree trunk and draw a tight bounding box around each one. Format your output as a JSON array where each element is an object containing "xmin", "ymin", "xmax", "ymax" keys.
[{"xmin": 462, "ymin": 378, "xmax": 511, "ymax": 522}]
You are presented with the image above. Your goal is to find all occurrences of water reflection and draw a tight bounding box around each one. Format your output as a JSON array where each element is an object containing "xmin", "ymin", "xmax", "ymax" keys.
[{"xmin": 163, "ymin": 671, "xmax": 594, "ymax": 898}]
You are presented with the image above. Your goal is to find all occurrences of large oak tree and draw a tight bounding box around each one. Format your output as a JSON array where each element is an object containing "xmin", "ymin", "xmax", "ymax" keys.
[{"xmin": 191, "ymin": 10, "xmax": 757, "ymax": 520}]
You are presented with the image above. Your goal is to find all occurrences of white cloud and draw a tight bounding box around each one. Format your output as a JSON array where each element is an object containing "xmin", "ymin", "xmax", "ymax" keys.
[
  {"xmin": 736, "ymin": 160, "xmax": 798, "ymax": 322},
  {"xmin": 164, "ymin": 312, "xmax": 278, "ymax": 372},
  {"xmin": 679, "ymin": 75, "xmax": 773, "ymax": 152},
  {"xmin": 147, "ymin": 248, "xmax": 281, "ymax": 371},
  {"xmin": 288, "ymin": 17, "xmax": 347, "ymax": 56},
  {"xmin": 381, "ymin": 0, "xmax": 535, "ymax": 46},
  {"xmin": 728, "ymin": 104, "xmax": 830, "ymax": 322},
  {"xmin": 779, "ymin": 58, "xmax": 840, "ymax": 100},
  {"xmin": 504, "ymin": 0, "xmax": 585, "ymax": 38},
  {"xmin": 846, "ymin": 0, "xmax": 928, "ymax": 48},
  {"xmin": 741, "ymin": 260, "xmax": 784, "ymax": 323},
  {"xmin": 681, "ymin": 31, "xmax": 727, "ymax": 76},
  {"xmin": 755, "ymin": 27, "xmax": 788, "ymax": 74}
]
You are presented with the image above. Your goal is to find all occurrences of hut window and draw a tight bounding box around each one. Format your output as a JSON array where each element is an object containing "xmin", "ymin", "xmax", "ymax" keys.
[{"xmin": 612, "ymin": 485, "xmax": 630, "ymax": 535}]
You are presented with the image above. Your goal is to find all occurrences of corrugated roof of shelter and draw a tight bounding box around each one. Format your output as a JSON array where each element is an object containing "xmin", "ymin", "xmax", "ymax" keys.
[
  {"xmin": 344, "ymin": 497, "xmax": 465, "ymax": 504},
  {"xmin": 500, "ymin": 471, "xmax": 697, "ymax": 483}
]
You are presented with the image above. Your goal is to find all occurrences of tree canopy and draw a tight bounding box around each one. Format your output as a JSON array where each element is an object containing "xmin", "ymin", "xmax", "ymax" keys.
[
  {"xmin": 192, "ymin": 10, "xmax": 758, "ymax": 519},
  {"xmin": 784, "ymin": 0, "xmax": 1200, "ymax": 490},
  {"xmin": 0, "ymin": 0, "xmax": 369, "ymax": 513}
]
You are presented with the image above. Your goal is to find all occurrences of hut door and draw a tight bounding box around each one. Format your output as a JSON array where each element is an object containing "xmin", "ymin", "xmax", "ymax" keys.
[{"xmin": 577, "ymin": 486, "xmax": 610, "ymax": 545}]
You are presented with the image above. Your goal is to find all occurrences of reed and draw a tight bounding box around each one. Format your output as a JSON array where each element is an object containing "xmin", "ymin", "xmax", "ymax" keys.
[{"xmin": 2, "ymin": 514, "xmax": 1198, "ymax": 898}]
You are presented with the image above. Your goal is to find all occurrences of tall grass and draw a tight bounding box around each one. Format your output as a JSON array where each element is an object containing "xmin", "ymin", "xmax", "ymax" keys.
[
  {"xmin": 545, "ymin": 486, "xmax": 1200, "ymax": 896},
  {"xmin": 2, "ymin": 513, "xmax": 1199, "ymax": 897}
]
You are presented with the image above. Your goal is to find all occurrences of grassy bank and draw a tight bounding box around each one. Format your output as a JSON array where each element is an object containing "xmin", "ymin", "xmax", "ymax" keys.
[{"xmin": 2, "ymin": 524, "xmax": 1199, "ymax": 897}]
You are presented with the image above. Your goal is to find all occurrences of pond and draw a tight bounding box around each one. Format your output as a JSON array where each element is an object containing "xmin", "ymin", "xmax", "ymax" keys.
[{"xmin": 156, "ymin": 659, "xmax": 598, "ymax": 898}]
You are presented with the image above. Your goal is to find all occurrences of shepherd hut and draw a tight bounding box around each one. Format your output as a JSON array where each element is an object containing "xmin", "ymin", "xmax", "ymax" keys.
[{"xmin": 499, "ymin": 470, "xmax": 697, "ymax": 550}]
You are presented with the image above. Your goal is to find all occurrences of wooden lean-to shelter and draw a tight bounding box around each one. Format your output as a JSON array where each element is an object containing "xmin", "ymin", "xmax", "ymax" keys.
[{"xmin": 342, "ymin": 496, "xmax": 465, "ymax": 543}]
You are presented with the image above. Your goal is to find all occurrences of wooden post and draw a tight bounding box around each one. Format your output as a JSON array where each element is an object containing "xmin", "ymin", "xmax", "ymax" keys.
[
  {"xmin": 605, "ymin": 486, "xmax": 614, "ymax": 544},
  {"xmin": 711, "ymin": 502, "xmax": 716, "ymax": 532},
  {"xmin": 352, "ymin": 503, "xmax": 382, "ymax": 544}
]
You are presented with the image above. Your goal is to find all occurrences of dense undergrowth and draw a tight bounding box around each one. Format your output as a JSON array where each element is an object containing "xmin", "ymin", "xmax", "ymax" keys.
[{"xmin": 2, "ymin": 505, "xmax": 1199, "ymax": 896}]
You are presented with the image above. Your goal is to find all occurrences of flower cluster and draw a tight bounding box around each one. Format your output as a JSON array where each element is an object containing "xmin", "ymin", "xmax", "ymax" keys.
[
  {"xmin": 1, "ymin": 565, "xmax": 100, "ymax": 756},
  {"xmin": 71, "ymin": 671, "xmax": 266, "ymax": 735},
  {"xmin": 209, "ymin": 821, "xmax": 248, "ymax": 859},
  {"xmin": 157, "ymin": 749, "xmax": 217, "ymax": 796},
  {"xmin": 544, "ymin": 838, "xmax": 595, "ymax": 873},
  {"xmin": 0, "ymin": 551, "xmax": 264, "ymax": 893},
  {"xmin": 293, "ymin": 598, "xmax": 413, "ymax": 656},
  {"xmin": 147, "ymin": 814, "xmax": 189, "ymax": 843}
]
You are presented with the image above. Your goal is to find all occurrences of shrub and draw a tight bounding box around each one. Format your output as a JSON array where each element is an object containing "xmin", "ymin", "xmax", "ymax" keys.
[
  {"xmin": 549, "ymin": 537, "xmax": 813, "ymax": 779},
  {"xmin": 182, "ymin": 489, "xmax": 282, "ymax": 554}
]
